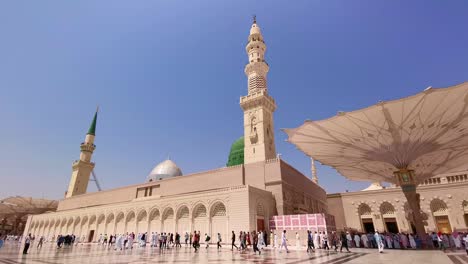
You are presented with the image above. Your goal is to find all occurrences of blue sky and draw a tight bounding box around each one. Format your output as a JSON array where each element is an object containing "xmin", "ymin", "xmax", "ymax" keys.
[{"xmin": 1, "ymin": 0, "xmax": 467, "ymax": 200}]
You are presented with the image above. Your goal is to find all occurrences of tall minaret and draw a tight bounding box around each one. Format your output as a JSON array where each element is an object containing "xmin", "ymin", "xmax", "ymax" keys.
[
  {"xmin": 311, "ymin": 158, "xmax": 319, "ymax": 184},
  {"xmin": 240, "ymin": 17, "xmax": 277, "ymax": 164},
  {"xmin": 65, "ymin": 110, "xmax": 98, "ymax": 198}
]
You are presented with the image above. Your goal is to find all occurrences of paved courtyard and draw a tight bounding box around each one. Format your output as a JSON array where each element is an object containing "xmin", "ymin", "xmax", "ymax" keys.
[{"xmin": 0, "ymin": 243, "xmax": 463, "ymax": 264}]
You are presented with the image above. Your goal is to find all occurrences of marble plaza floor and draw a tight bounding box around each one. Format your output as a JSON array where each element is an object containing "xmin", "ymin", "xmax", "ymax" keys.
[{"xmin": 0, "ymin": 242, "xmax": 464, "ymax": 264}]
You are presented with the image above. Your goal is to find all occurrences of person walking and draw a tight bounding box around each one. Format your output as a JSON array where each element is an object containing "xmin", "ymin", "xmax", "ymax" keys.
[
  {"xmin": 375, "ymin": 231, "xmax": 384, "ymax": 253},
  {"xmin": 279, "ymin": 230, "xmax": 289, "ymax": 253},
  {"xmin": 241, "ymin": 231, "xmax": 246, "ymax": 251},
  {"xmin": 307, "ymin": 230, "xmax": 314, "ymax": 253},
  {"xmin": 175, "ymin": 233, "xmax": 181, "ymax": 248},
  {"xmin": 252, "ymin": 231, "xmax": 260, "ymax": 254},
  {"xmin": 150, "ymin": 232, "xmax": 156, "ymax": 247},
  {"xmin": 217, "ymin": 233, "xmax": 222, "ymax": 250},
  {"xmin": 185, "ymin": 232, "xmax": 189, "ymax": 247},
  {"xmin": 257, "ymin": 231, "xmax": 265, "ymax": 254},
  {"xmin": 23, "ymin": 234, "xmax": 32, "ymax": 255},
  {"xmin": 193, "ymin": 231, "xmax": 199, "ymax": 252},
  {"xmin": 313, "ymin": 231, "xmax": 320, "ymax": 249},
  {"xmin": 231, "ymin": 231, "xmax": 238, "ymax": 251},
  {"xmin": 37, "ymin": 236, "xmax": 44, "ymax": 249},
  {"xmin": 205, "ymin": 233, "xmax": 211, "ymax": 249},
  {"xmin": 0, "ymin": 233, "xmax": 4, "ymax": 249},
  {"xmin": 331, "ymin": 231, "xmax": 338, "ymax": 252},
  {"xmin": 322, "ymin": 232, "xmax": 330, "ymax": 250},
  {"xmin": 339, "ymin": 231, "xmax": 350, "ymax": 253}
]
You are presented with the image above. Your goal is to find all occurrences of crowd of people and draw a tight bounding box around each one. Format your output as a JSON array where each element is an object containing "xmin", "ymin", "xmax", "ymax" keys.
[
  {"xmin": 3, "ymin": 229, "xmax": 468, "ymax": 256},
  {"xmin": 337, "ymin": 230, "xmax": 468, "ymax": 253}
]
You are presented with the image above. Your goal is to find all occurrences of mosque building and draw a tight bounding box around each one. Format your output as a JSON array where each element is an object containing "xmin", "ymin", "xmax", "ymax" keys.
[
  {"xmin": 22, "ymin": 19, "xmax": 468, "ymax": 242},
  {"xmin": 23, "ymin": 19, "xmax": 327, "ymax": 242}
]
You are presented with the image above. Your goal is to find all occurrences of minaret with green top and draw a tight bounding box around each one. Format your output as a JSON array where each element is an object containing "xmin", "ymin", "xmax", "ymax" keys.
[{"xmin": 65, "ymin": 109, "xmax": 98, "ymax": 198}]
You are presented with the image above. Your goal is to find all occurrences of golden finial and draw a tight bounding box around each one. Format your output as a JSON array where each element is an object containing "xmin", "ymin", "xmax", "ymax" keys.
[{"xmin": 253, "ymin": 15, "xmax": 257, "ymax": 24}]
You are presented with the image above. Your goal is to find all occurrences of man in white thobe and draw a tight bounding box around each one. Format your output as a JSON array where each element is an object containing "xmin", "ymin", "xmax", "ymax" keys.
[
  {"xmin": 279, "ymin": 230, "xmax": 289, "ymax": 253},
  {"xmin": 354, "ymin": 234, "xmax": 361, "ymax": 248},
  {"xmin": 374, "ymin": 231, "xmax": 384, "ymax": 253}
]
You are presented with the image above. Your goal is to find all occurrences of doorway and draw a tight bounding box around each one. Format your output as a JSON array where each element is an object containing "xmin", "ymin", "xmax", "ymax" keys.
[
  {"xmin": 88, "ymin": 230, "xmax": 95, "ymax": 243},
  {"xmin": 384, "ymin": 218, "xmax": 399, "ymax": 233},
  {"xmin": 434, "ymin": 216, "xmax": 452, "ymax": 233},
  {"xmin": 361, "ymin": 218, "xmax": 375, "ymax": 233},
  {"xmin": 256, "ymin": 218, "xmax": 265, "ymax": 232},
  {"xmin": 464, "ymin": 214, "xmax": 468, "ymax": 228}
]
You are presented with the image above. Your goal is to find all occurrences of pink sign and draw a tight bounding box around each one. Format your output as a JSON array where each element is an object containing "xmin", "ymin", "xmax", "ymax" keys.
[{"xmin": 269, "ymin": 213, "xmax": 336, "ymax": 232}]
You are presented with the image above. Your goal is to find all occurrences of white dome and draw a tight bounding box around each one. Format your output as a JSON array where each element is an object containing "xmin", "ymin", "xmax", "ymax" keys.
[
  {"xmin": 361, "ymin": 182, "xmax": 384, "ymax": 191},
  {"xmin": 147, "ymin": 159, "xmax": 182, "ymax": 182}
]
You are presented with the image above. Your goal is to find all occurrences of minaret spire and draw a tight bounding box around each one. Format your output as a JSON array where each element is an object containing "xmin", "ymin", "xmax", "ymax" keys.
[
  {"xmin": 87, "ymin": 107, "xmax": 98, "ymax": 136},
  {"xmin": 240, "ymin": 18, "xmax": 277, "ymax": 164},
  {"xmin": 311, "ymin": 158, "xmax": 319, "ymax": 184},
  {"xmin": 65, "ymin": 109, "xmax": 98, "ymax": 198}
]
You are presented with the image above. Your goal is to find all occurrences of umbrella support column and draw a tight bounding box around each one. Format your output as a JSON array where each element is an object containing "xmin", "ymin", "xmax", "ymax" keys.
[
  {"xmin": 401, "ymin": 184, "xmax": 429, "ymax": 248},
  {"xmin": 394, "ymin": 168, "xmax": 431, "ymax": 248}
]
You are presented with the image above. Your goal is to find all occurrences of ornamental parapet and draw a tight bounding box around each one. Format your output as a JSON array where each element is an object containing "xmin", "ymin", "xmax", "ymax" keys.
[
  {"xmin": 240, "ymin": 90, "xmax": 276, "ymax": 111},
  {"xmin": 80, "ymin": 142, "xmax": 96, "ymax": 152},
  {"xmin": 419, "ymin": 173, "xmax": 468, "ymax": 186},
  {"xmin": 72, "ymin": 160, "xmax": 95, "ymax": 167}
]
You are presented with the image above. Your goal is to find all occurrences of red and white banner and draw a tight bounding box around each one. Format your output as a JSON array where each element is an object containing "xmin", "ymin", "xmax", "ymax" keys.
[{"xmin": 269, "ymin": 214, "xmax": 336, "ymax": 232}]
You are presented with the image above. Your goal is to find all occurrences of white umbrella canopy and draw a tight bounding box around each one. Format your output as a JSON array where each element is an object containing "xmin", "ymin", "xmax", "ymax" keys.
[
  {"xmin": 0, "ymin": 196, "xmax": 58, "ymax": 219},
  {"xmin": 284, "ymin": 82, "xmax": 468, "ymax": 184}
]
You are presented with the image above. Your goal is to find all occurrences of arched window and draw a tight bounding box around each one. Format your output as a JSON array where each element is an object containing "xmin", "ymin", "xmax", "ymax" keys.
[
  {"xmin": 358, "ymin": 203, "xmax": 372, "ymax": 217},
  {"xmin": 211, "ymin": 203, "xmax": 226, "ymax": 217},
  {"xmin": 256, "ymin": 204, "xmax": 265, "ymax": 216},
  {"xmin": 430, "ymin": 199, "xmax": 448, "ymax": 216},
  {"xmin": 380, "ymin": 202, "xmax": 396, "ymax": 216}
]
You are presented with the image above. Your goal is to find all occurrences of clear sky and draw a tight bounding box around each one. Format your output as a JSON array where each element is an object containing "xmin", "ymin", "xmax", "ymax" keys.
[{"xmin": 1, "ymin": 0, "xmax": 468, "ymax": 200}]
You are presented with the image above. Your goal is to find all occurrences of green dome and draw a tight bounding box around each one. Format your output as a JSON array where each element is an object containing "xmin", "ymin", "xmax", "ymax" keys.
[{"xmin": 227, "ymin": 136, "xmax": 244, "ymax": 167}]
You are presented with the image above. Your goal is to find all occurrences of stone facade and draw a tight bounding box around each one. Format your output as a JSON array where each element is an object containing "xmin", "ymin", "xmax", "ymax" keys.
[
  {"xmin": 327, "ymin": 171, "xmax": 468, "ymax": 234},
  {"xmin": 24, "ymin": 158, "xmax": 326, "ymax": 242}
]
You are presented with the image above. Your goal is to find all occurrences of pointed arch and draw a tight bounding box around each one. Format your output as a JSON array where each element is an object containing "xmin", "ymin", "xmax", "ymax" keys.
[
  {"xmin": 210, "ymin": 201, "xmax": 227, "ymax": 242},
  {"xmin": 192, "ymin": 204, "xmax": 207, "ymax": 219},
  {"xmin": 115, "ymin": 212, "xmax": 125, "ymax": 234},
  {"xmin": 192, "ymin": 203, "xmax": 208, "ymax": 236},
  {"xmin": 149, "ymin": 208, "xmax": 161, "ymax": 234},
  {"xmin": 380, "ymin": 202, "xmax": 396, "ymax": 216},
  {"xmin": 136, "ymin": 209, "xmax": 148, "ymax": 235},
  {"xmin": 149, "ymin": 208, "xmax": 160, "ymax": 221},
  {"xmin": 176, "ymin": 205, "xmax": 190, "ymax": 235},
  {"xmin": 162, "ymin": 207, "xmax": 175, "ymax": 233},
  {"xmin": 125, "ymin": 211, "xmax": 136, "ymax": 233},
  {"xmin": 162, "ymin": 207, "xmax": 174, "ymax": 220},
  {"xmin": 210, "ymin": 202, "xmax": 226, "ymax": 217},
  {"xmin": 430, "ymin": 199, "xmax": 448, "ymax": 216},
  {"xmin": 462, "ymin": 200, "xmax": 468, "ymax": 212},
  {"xmin": 358, "ymin": 203, "xmax": 372, "ymax": 217}
]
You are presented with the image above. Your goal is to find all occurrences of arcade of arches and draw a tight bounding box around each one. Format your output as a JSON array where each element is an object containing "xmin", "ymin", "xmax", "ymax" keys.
[
  {"xmin": 328, "ymin": 172, "xmax": 468, "ymax": 234},
  {"xmin": 25, "ymin": 185, "xmax": 276, "ymax": 242}
]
